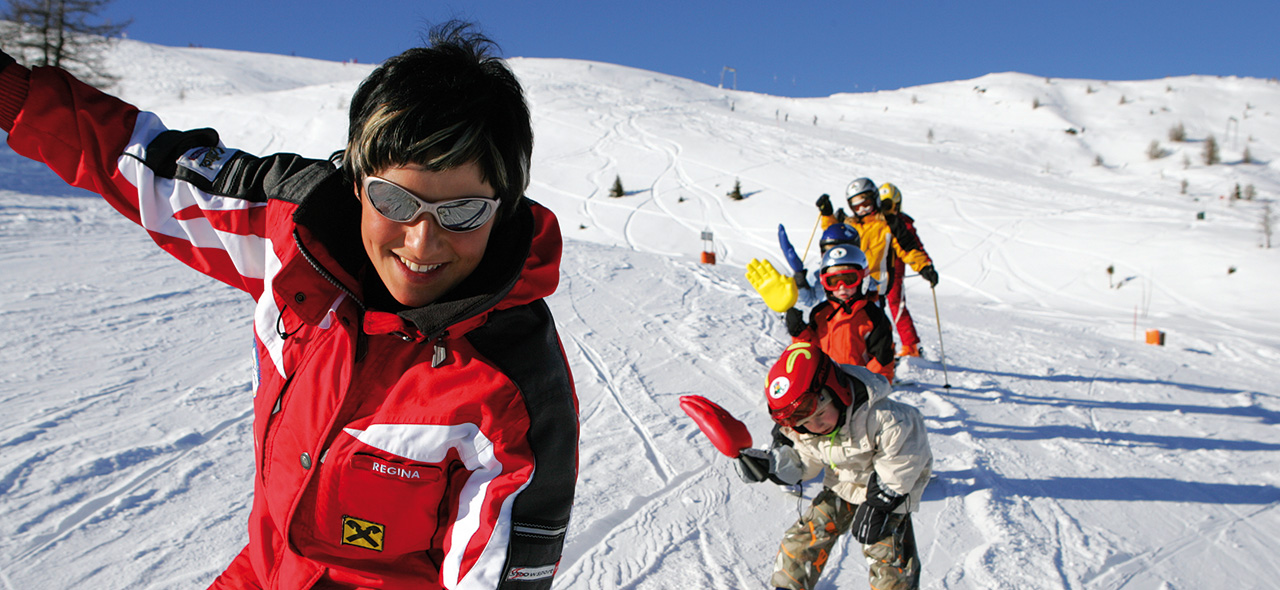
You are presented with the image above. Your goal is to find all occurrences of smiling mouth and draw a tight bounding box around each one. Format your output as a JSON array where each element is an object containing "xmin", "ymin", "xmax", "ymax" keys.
[{"xmin": 398, "ymin": 256, "xmax": 443, "ymax": 274}]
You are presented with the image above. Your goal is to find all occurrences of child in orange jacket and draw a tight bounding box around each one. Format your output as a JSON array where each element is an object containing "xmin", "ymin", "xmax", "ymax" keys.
[{"xmin": 786, "ymin": 245, "xmax": 896, "ymax": 382}]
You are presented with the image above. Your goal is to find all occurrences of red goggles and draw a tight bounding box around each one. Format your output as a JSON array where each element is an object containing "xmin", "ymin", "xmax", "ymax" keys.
[
  {"xmin": 772, "ymin": 388, "xmax": 834, "ymax": 428},
  {"xmin": 820, "ymin": 268, "xmax": 865, "ymax": 291}
]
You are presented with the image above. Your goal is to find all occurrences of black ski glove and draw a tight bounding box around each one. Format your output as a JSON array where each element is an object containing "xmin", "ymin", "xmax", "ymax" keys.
[
  {"xmin": 785, "ymin": 307, "xmax": 806, "ymax": 338},
  {"xmin": 735, "ymin": 451, "xmax": 770, "ymax": 484},
  {"xmin": 919, "ymin": 265, "xmax": 939, "ymax": 287},
  {"xmin": 793, "ymin": 268, "xmax": 809, "ymax": 291},
  {"xmin": 851, "ymin": 471, "xmax": 907, "ymax": 544},
  {"xmin": 735, "ymin": 448, "xmax": 803, "ymax": 485},
  {"xmin": 835, "ymin": 208, "xmax": 848, "ymax": 224},
  {"xmin": 815, "ymin": 194, "xmax": 833, "ymax": 217}
]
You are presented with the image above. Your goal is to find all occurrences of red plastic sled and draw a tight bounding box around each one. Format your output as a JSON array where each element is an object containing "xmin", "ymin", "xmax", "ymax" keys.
[{"xmin": 679, "ymin": 395, "xmax": 753, "ymax": 458}]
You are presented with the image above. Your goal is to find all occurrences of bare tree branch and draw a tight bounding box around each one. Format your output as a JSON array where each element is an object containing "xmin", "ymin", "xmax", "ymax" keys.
[{"xmin": 2, "ymin": 0, "xmax": 131, "ymax": 88}]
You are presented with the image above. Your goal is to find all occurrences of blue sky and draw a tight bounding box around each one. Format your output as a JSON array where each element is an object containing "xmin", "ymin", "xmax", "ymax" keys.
[{"xmin": 103, "ymin": 0, "xmax": 1278, "ymax": 98}]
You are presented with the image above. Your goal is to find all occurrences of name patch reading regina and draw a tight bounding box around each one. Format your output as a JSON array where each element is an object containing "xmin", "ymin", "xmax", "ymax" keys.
[{"xmin": 352, "ymin": 454, "xmax": 440, "ymax": 483}]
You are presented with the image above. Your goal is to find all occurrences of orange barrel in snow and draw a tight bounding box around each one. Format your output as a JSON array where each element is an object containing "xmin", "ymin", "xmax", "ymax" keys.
[{"xmin": 1145, "ymin": 330, "xmax": 1165, "ymax": 346}]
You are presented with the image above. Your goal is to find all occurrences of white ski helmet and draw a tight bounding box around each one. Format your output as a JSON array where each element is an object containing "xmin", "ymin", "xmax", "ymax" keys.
[{"xmin": 844, "ymin": 177, "xmax": 879, "ymax": 217}]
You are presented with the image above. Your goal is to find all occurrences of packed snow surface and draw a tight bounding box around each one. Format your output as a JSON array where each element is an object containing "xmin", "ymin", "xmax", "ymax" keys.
[{"xmin": 2, "ymin": 39, "xmax": 1278, "ymax": 589}]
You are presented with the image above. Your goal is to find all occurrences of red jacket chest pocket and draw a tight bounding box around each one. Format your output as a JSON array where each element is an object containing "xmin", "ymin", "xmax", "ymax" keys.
[{"xmin": 306, "ymin": 440, "xmax": 452, "ymax": 562}]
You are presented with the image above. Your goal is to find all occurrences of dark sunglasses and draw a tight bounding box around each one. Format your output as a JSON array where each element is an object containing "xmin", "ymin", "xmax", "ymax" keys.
[{"xmin": 362, "ymin": 176, "xmax": 498, "ymax": 232}]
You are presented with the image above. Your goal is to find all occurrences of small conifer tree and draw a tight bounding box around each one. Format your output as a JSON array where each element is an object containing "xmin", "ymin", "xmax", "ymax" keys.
[
  {"xmin": 609, "ymin": 175, "xmax": 625, "ymax": 198},
  {"xmin": 1203, "ymin": 135, "xmax": 1220, "ymax": 166},
  {"xmin": 1147, "ymin": 140, "xmax": 1167, "ymax": 160},
  {"xmin": 1169, "ymin": 122, "xmax": 1186, "ymax": 142},
  {"xmin": 727, "ymin": 179, "xmax": 744, "ymax": 201}
]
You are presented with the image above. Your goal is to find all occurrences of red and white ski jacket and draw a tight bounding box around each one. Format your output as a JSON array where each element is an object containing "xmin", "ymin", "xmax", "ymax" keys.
[{"xmin": 2, "ymin": 61, "xmax": 578, "ymax": 590}]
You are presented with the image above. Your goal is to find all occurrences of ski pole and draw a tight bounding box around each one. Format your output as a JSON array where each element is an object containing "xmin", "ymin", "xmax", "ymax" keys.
[
  {"xmin": 799, "ymin": 214, "xmax": 822, "ymax": 262},
  {"xmin": 930, "ymin": 285, "xmax": 951, "ymax": 389}
]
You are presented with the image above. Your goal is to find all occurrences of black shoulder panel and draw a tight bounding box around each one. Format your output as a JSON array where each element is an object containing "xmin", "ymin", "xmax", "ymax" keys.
[
  {"xmin": 466, "ymin": 300, "xmax": 578, "ymax": 588},
  {"xmin": 866, "ymin": 306, "xmax": 896, "ymax": 366},
  {"xmin": 886, "ymin": 213, "xmax": 923, "ymax": 252}
]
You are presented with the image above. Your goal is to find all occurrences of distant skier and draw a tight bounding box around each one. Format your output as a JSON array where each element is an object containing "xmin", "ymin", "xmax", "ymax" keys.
[
  {"xmin": 1, "ymin": 23, "xmax": 577, "ymax": 590},
  {"xmin": 737, "ymin": 343, "xmax": 932, "ymax": 590},
  {"xmin": 877, "ymin": 182, "xmax": 933, "ymax": 357}
]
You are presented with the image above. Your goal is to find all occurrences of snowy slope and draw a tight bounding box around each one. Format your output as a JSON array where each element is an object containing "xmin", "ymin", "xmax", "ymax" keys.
[{"xmin": 1, "ymin": 41, "xmax": 1278, "ymax": 590}]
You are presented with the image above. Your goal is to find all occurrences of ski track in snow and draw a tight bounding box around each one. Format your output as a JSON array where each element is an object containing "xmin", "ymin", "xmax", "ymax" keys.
[{"xmin": 3, "ymin": 47, "xmax": 1280, "ymax": 589}]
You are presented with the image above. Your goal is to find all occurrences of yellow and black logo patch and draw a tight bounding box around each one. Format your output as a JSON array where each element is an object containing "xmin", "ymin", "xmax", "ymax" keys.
[{"xmin": 341, "ymin": 515, "xmax": 385, "ymax": 552}]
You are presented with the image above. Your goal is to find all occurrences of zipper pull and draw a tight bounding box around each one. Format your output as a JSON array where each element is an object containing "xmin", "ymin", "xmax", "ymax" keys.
[{"xmin": 431, "ymin": 333, "xmax": 449, "ymax": 368}]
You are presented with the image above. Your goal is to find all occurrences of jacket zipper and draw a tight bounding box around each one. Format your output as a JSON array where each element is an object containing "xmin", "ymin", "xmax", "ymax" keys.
[
  {"xmin": 292, "ymin": 229, "xmax": 365, "ymax": 315},
  {"xmin": 261, "ymin": 373, "xmax": 295, "ymax": 486}
]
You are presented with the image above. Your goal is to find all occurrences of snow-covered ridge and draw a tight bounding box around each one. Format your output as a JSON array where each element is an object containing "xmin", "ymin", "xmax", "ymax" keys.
[{"xmin": 1, "ymin": 39, "xmax": 1277, "ymax": 589}]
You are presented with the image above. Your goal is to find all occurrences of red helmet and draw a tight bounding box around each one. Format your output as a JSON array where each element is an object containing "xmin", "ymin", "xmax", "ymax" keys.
[{"xmin": 765, "ymin": 343, "xmax": 849, "ymax": 427}]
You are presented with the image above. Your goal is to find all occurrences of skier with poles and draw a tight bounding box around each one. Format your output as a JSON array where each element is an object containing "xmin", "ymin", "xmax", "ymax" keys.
[
  {"xmin": 876, "ymin": 182, "xmax": 933, "ymax": 358},
  {"xmin": 735, "ymin": 342, "xmax": 933, "ymax": 590},
  {"xmin": 1, "ymin": 23, "xmax": 577, "ymax": 590},
  {"xmin": 824, "ymin": 178, "xmax": 938, "ymax": 308}
]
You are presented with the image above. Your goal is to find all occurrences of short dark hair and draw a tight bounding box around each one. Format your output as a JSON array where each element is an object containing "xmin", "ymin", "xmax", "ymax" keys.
[{"xmin": 344, "ymin": 21, "xmax": 532, "ymax": 221}]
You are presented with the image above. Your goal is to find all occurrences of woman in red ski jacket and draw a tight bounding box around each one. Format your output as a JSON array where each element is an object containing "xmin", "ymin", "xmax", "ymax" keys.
[{"xmin": 0, "ymin": 23, "xmax": 577, "ymax": 590}]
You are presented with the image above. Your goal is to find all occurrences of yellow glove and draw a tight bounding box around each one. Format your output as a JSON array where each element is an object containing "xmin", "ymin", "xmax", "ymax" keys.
[{"xmin": 745, "ymin": 258, "xmax": 798, "ymax": 313}]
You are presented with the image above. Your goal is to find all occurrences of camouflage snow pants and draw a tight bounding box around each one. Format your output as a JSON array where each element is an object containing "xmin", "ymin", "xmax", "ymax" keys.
[{"xmin": 769, "ymin": 488, "xmax": 920, "ymax": 590}]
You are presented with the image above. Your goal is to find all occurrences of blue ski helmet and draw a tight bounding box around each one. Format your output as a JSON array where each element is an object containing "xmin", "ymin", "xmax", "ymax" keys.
[
  {"xmin": 819, "ymin": 224, "xmax": 860, "ymax": 253},
  {"xmin": 820, "ymin": 244, "xmax": 868, "ymax": 273}
]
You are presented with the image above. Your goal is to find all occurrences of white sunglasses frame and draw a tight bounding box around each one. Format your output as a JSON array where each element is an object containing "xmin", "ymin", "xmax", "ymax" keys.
[{"xmin": 361, "ymin": 176, "xmax": 499, "ymax": 232}]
